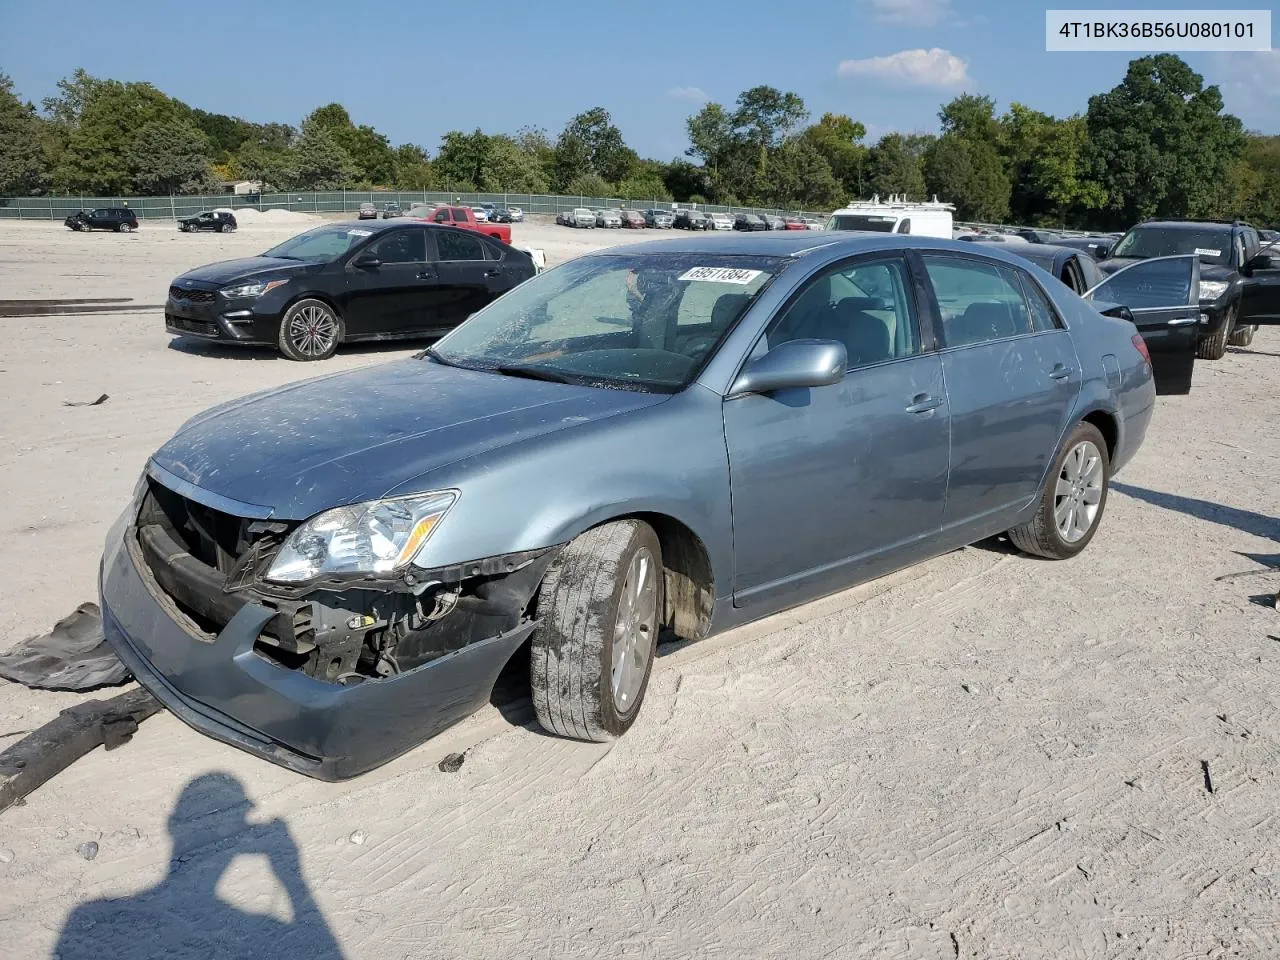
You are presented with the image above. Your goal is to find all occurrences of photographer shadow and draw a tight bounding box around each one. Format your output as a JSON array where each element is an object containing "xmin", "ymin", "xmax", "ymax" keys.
[{"xmin": 54, "ymin": 771, "xmax": 345, "ymax": 960}]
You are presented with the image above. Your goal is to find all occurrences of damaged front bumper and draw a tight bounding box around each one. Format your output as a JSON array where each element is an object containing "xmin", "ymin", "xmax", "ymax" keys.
[{"xmin": 98, "ymin": 485, "xmax": 551, "ymax": 780}]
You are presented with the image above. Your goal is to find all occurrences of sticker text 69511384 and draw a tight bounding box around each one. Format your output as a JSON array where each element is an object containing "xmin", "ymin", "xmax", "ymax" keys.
[{"xmin": 678, "ymin": 266, "xmax": 763, "ymax": 285}]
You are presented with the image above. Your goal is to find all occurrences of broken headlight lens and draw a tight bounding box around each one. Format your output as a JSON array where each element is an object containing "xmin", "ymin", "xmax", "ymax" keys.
[{"xmin": 264, "ymin": 491, "xmax": 457, "ymax": 584}]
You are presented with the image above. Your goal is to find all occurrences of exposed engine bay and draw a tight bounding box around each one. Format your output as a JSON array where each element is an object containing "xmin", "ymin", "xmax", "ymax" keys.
[{"xmin": 134, "ymin": 477, "xmax": 556, "ymax": 684}]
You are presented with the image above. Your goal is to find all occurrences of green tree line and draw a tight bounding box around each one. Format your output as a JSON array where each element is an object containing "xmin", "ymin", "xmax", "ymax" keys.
[{"xmin": 0, "ymin": 56, "xmax": 1275, "ymax": 229}]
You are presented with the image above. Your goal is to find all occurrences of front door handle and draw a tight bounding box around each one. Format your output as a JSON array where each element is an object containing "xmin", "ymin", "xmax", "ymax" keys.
[
  {"xmin": 1049, "ymin": 364, "xmax": 1073, "ymax": 380},
  {"xmin": 416, "ymin": 269, "xmax": 436, "ymax": 281},
  {"xmin": 905, "ymin": 394, "xmax": 943, "ymax": 414}
]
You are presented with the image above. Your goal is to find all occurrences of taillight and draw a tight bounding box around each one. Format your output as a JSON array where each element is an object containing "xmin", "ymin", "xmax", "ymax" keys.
[{"xmin": 1131, "ymin": 333, "xmax": 1151, "ymax": 367}]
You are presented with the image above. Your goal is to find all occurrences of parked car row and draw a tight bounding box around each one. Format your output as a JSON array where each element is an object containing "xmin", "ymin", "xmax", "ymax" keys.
[{"xmin": 125, "ymin": 226, "xmax": 1234, "ymax": 778}]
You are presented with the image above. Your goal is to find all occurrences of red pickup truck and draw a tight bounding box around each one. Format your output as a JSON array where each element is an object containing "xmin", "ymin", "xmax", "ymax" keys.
[{"xmin": 410, "ymin": 204, "xmax": 512, "ymax": 244}]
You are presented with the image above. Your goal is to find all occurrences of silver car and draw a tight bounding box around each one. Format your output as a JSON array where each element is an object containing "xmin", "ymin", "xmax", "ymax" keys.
[
  {"xmin": 569, "ymin": 207, "xmax": 596, "ymax": 228},
  {"xmin": 596, "ymin": 209, "xmax": 623, "ymax": 228},
  {"xmin": 99, "ymin": 232, "xmax": 1195, "ymax": 778},
  {"xmin": 709, "ymin": 213, "xmax": 734, "ymax": 231}
]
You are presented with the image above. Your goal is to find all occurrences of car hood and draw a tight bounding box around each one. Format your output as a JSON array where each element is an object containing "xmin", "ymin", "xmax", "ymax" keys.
[
  {"xmin": 150, "ymin": 358, "xmax": 669, "ymax": 520},
  {"xmin": 175, "ymin": 257, "xmax": 311, "ymax": 285}
]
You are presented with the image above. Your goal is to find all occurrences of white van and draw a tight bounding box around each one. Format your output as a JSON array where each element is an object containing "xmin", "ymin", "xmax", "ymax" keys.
[{"xmin": 825, "ymin": 195, "xmax": 954, "ymax": 239}]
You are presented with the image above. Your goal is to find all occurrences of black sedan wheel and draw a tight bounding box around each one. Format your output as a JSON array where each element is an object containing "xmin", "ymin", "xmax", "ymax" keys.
[
  {"xmin": 278, "ymin": 299, "xmax": 343, "ymax": 361},
  {"xmin": 531, "ymin": 519, "xmax": 663, "ymax": 741}
]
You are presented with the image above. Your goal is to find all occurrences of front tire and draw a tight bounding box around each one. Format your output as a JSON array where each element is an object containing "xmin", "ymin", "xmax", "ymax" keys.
[
  {"xmin": 1008, "ymin": 422, "xmax": 1110, "ymax": 560},
  {"xmin": 531, "ymin": 520, "xmax": 663, "ymax": 742},
  {"xmin": 277, "ymin": 298, "xmax": 342, "ymax": 361},
  {"xmin": 1198, "ymin": 304, "xmax": 1235, "ymax": 360}
]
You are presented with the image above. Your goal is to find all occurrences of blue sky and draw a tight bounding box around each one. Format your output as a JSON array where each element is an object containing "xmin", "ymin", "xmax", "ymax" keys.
[{"xmin": 1, "ymin": 0, "xmax": 1275, "ymax": 159}]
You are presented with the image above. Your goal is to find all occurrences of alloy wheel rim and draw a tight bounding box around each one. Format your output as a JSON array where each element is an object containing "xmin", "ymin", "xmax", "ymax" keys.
[
  {"xmin": 611, "ymin": 546, "xmax": 657, "ymax": 711},
  {"xmin": 1054, "ymin": 440, "xmax": 1104, "ymax": 543},
  {"xmin": 288, "ymin": 305, "xmax": 338, "ymax": 356}
]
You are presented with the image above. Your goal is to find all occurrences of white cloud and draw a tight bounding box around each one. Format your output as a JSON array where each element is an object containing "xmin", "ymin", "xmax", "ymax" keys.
[
  {"xmin": 668, "ymin": 86, "xmax": 709, "ymax": 102},
  {"xmin": 861, "ymin": 0, "xmax": 952, "ymax": 26},
  {"xmin": 837, "ymin": 48, "xmax": 972, "ymax": 89},
  {"xmin": 1208, "ymin": 50, "xmax": 1280, "ymax": 132}
]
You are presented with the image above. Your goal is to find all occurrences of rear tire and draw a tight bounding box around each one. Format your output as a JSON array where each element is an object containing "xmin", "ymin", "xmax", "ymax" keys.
[
  {"xmin": 277, "ymin": 299, "xmax": 342, "ymax": 361},
  {"xmin": 1228, "ymin": 322, "xmax": 1255, "ymax": 348},
  {"xmin": 1197, "ymin": 304, "xmax": 1235, "ymax": 360},
  {"xmin": 1008, "ymin": 421, "xmax": 1110, "ymax": 560},
  {"xmin": 119, "ymin": 222, "xmax": 133, "ymax": 233},
  {"xmin": 531, "ymin": 520, "xmax": 663, "ymax": 742}
]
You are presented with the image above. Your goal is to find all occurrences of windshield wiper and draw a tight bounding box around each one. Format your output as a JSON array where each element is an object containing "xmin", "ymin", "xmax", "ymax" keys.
[
  {"xmin": 423, "ymin": 346, "xmax": 459, "ymax": 366},
  {"xmin": 493, "ymin": 364, "xmax": 573, "ymax": 384}
]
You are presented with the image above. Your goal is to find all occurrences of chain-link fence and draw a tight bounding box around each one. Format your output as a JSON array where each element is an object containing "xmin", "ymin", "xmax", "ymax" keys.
[{"xmin": 0, "ymin": 191, "xmax": 829, "ymax": 221}]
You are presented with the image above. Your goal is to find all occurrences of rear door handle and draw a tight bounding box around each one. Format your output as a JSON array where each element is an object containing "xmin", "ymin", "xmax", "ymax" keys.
[
  {"xmin": 905, "ymin": 394, "xmax": 943, "ymax": 414},
  {"xmin": 1049, "ymin": 364, "xmax": 1073, "ymax": 380},
  {"xmin": 416, "ymin": 269, "xmax": 436, "ymax": 280},
  {"xmin": 484, "ymin": 268, "xmax": 502, "ymax": 277}
]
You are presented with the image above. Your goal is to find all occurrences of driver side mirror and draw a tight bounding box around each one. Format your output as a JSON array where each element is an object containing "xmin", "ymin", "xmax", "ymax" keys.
[
  {"xmin": 729, "ymin": 340, "xmax": 847, "ymax": 397},
  {"xmin": 352, "ymin": 253, "xmax": 381, "ymax": 270},
  {"xmin": 1245, "ymin": 252, "xmax": 1277, "ymax": 273}
]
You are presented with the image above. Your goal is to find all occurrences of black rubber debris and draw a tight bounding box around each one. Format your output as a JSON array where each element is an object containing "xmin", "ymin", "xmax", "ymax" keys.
[
  {"xmin": 438, "ymin": 752, "xmax": 466, "ymax": 773},
  {"xmin": 0, "ymin": 688, "xmax": 161, "ymax": 814},
  {"xmin": 0, "ymin": 602, "xmax": 129, "ymax": 691}
]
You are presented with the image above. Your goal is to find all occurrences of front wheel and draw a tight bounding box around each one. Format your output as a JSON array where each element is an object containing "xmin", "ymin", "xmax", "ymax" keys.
[
  {"xmin": 531, "ymin": 520, "xmax": 663, "ymax": 742},
  {"xmin": 1008, "ymin": 421, "xmax": 1110, "ymax": 560},
  {"xmin": 1198, "ymin": 304, "xmax": 1235, "ymax": 360},
  {"xmin": 277, "ymin": 299, "xmax": 342, "ymax": 361}
]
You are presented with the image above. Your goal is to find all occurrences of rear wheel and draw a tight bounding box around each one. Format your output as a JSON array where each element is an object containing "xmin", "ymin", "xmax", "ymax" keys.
[
  {"xmin": 118, "ymin": 222, "xmax": 133, "ymax": 233},
  {"xmin": 278, "ymin": 299, "xmax": 342, "ymax": 361},
  {"xmin": 1228, "ymin": 322, "xmax": 1255, "ymax": 348},
  {"xmin": 1008, "ymin": 421, "xmax": 1110, "ymax": 560},
  {"xmin": 1198, "ymin": 304, "xmax": 1235, "ymax": 360},
  {"xmin": 531, "ymin": 520, "xmax": 663, "ymax": 742}
]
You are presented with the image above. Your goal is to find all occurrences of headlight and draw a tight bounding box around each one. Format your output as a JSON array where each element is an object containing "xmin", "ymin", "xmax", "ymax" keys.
[
  {"xmin": 1197, "ymin": 280, "xmax": 1228, "ymax": 301},
  {"xmin": 264, "ymin": 491, "xmax": 457, "ymax": 584},
  {"xmin": 221, "ymin": 279, "xmax": 288, "ymax": 299}
]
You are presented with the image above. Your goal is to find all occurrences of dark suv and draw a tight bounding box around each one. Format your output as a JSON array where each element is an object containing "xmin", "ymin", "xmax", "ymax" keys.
[
  {"xmin": 1099, "ymin": 220, "xmax": 1280, "ymax": 357},
  {"xmin": 64, "ymin": 208, "xmax": 139, "ymax": 233},
  {"xmin": 178, "ymin": 210, "xmax": 237, "ymax": 233}
]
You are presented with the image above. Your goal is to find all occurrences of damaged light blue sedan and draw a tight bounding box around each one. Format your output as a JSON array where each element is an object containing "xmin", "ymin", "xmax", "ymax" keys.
[{"xmin": 100, "ymin": 233, "xmax": 1194, "ymax": 779}]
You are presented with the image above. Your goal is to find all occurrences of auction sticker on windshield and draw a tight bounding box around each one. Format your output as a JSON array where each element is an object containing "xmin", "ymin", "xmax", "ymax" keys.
[
  {"xmin": 348, "ymin": 228, "xmax": 373, "ymax": 237},
  {"xmin": 1194, "ymin": 248, "xmax": 1221, "ymax": 257},
  {"xmin": 679, "ymin": 267, "xmax": 763, "ymax": 284}
]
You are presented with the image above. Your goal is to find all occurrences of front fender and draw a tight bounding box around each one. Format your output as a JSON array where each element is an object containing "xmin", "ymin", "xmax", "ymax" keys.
[{"xmin": 384, "ymin": 385, "xmax": 735, "ymax": 599}]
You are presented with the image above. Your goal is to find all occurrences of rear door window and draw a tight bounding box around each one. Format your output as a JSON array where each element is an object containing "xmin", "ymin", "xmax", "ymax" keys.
[
  {"xmin": 434, "ymin": 230, "xmax": 486, "ymax": 262},
  {"xmin": 921, "ymin": 256, "xmax": 1035, "ymax": 347}
]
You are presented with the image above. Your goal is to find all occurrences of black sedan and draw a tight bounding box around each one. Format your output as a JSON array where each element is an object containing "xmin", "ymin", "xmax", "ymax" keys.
[
  {"xmin": 488, "ymin": 208, "xmax": 515, "ymax": 223},
  {"xmin": 733, "ymin": 213, "xmax": 767, "ymax": 231},
  {"xmin": 165, "ymin": 220, "xmax": 538, "ymax": 361},
  {"xmin": 178, "ymin": 210, "xmax": 237, "ymax": 233}
]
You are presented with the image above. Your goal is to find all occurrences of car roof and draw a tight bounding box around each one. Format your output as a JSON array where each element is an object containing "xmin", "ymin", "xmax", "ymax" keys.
[
  {"xmin": 580, "ymin": 232, "xmax": 1045, "ymax": 260},
  {"xmin": 1134, "ymin": 220, "xmax": 1235, "ymax": 231}
]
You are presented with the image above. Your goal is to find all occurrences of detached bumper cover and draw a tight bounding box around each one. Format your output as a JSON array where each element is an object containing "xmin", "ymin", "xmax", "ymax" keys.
[{"xmin": 99, "ymin": 512, "xmax": 536, "ymax": 780}]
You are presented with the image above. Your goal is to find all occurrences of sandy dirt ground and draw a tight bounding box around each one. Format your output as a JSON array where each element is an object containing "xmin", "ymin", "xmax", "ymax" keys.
[{"xmin": 1, "ymin": 218, "xmax": 1278, "ymax": 959}]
